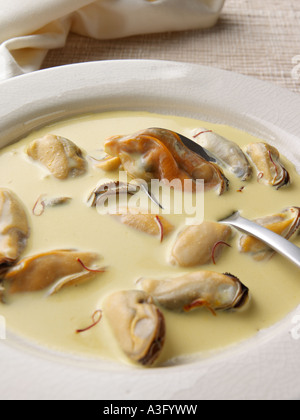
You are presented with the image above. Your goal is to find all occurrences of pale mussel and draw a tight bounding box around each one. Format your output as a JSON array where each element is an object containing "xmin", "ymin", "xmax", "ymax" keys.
[
  {"xmin": 111, "ymin": 208, "xmax": 174, "ymax": 239},
  {"xmin": 88, "ymin": 181, "xmax": 174, "ymax": 239},
  {"xmin": 32, "ymin": 195, "xmax": 72, "ymax": 216},
  {"xmin": 88, "ymin": 181, "xmax": 139, "ymax": 208},
  {"xmin": 193, "ymin": 128, "xmax": 252, "ymax": 181},
  {"xmin": 104, "ymin": 290, "xmax": 166, "ymax": 366},
  {"xmin": 0, "ymin": 188, "xmax": 29, "ymax": 275},
  {"xmin": 170, "ymin": 221, "xmax": 232, "ymax": 267},
  {"xmin": 138, "ymin": 271, "xmax": 250, "ymax": 314}
]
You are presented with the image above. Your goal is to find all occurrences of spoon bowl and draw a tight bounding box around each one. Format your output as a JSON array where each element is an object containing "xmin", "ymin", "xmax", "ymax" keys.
[{"xmin": 219, "ymin": 211, "xmax": 300, "ymax": 269}]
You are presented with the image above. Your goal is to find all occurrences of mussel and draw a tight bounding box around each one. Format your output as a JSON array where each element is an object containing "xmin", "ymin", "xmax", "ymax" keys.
[
  {"xmin": 0, "ymin": 284, "xmax": 4, "ymax": 302},
  {"xmin": 32, "ymin": 195, "xmax": 72, "ymax": 216},
  {"xmin": 246, "ymin": 142, "xmax": 290, "ymax": 189},
  {"xmin": 88, "ymin": 181, "xmax": 173, "ymax": 239},
  {"xmin": 88, "ymin": 181, "xmax": 139, "ymax": 208},
  {"xmin": 26, "ymin": 134, "xmax": 87, "ymax": 180},
  {"xmin": 239, "ymin": 206, "xmax": 300, "ymax": 260},
  {"xmin": 112, "ymin": 208, "xmax": 174, "ymax": 239},
  {"xmin": 88, "ymin": 180, "xmax": 163, "ymax": 211},
  {"xmin": 2, "ymin": 249, "xmax": 102, "ymax": 295},
  {"xmin": 104, "ymin": 290, "xmax": 166, "ymax": 366},
  {"xmin": 138, "ymin": 271, "xmax": 250, "ymax": 314},
  {"xmin": 0, "ymin": 188, "xmax": 29, "ymax": 274},
  {"xmin": 193, "ymin": 128, "xmax": 252, "ymax": 181},
  {"xmin": 90, "ymin": 155, "xmax": 122, "ymax": 172},
  {"xmin": 170, "ymin": 221, "xmax": 232, "ymax": 267},
  {"xmin": 104, "ymin": 128, "xmax": 228, "ymax": 195}
]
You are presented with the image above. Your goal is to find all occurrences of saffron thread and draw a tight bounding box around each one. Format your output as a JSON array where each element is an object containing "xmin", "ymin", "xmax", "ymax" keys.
[
  {"xmin": 76, "ymin": 310, "xmax": 103, "ymax": 334},
  {"xmin": 193, "ymin": 130, "xmax": 213, "ymax": 138},
  {"xmin": 32, "ymin": 195, "xmax": 45, "ymax": 216},
  {"xmin": 183, "ymin": 299, "xmax": 217, "ymax": 316},
  {"xmin": 211, "ymin": 241, "xmax": 232, "ymax": 265},
  {"xmin": 77, "ymin": 258, "xmax": 107, "ymax": 273}
]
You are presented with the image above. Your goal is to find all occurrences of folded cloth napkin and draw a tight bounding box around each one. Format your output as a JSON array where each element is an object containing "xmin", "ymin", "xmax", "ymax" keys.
[{"xmin": 0, "ymin": 0, "xmax": 225, "ymax": 81}]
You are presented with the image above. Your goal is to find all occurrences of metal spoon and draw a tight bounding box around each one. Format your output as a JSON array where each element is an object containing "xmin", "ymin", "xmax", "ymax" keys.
[
  {"xmin": 219, "ymin": 211, "xmax": 300, "ymax": 269},
  {"xmin": 176, "ymin": 132, "xmax": 217, "ymax": 163},
  {"xmin": 150, "ymin": 128, "xmax": 217, "ymax": 163}
]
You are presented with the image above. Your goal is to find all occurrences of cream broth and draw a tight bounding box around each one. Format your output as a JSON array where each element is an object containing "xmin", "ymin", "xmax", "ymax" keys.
[{"xmin": 0, "ymin": 111, "xmax": 299, "ymax": 367}]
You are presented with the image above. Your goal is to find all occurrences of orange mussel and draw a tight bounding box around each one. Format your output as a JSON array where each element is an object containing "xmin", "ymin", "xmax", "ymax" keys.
[
  {"xmin": 239, "ymin": 207, "xmax": 300, "ymax": 261},
  {"xmin": 103, "ymin": 128, "xmax": 228, "ymax": 194},
  {"xmin": 2, "ymin": 249, "xmax": 103, "ymax": 296},
  {"xmin": 246, "ymin": 142, "xmax": 290, "ymax": 190}
]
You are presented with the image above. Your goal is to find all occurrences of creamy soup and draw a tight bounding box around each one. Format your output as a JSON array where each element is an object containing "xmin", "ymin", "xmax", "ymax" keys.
[{"xmin": 0, "ymin": 111, "xmax": 299, "ymax": 367}]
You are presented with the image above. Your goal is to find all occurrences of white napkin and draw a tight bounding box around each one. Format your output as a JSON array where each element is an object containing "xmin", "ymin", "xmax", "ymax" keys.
[{"xmin": 0, "ymin": 0, "xmax": 225, "ymax": 81}]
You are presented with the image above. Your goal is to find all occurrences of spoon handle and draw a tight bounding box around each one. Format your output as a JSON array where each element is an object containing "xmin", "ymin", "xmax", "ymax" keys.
[{"xmin": 219, "ymin": 212, "xmax": 300, "ymax": 269}]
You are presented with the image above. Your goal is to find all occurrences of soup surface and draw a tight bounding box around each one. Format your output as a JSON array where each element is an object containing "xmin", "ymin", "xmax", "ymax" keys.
[{"xmin": 0, "ymin": 111, "xmax": 299, "ymax": 367}]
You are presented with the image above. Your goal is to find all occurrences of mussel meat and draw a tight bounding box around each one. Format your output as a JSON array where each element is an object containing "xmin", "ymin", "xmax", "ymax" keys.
[
  {"xmin": 104, "ymin": 290, "xmax": 166, "ymax": 366},
  {"xmin": 170, "ymin": 221, "xmax": 232, "ymax": 267},
  {"xmin": 193, "ymin": 128, "xmax": 252, "ymax": 181},
  {"xmin": 104, "ymin": 128, "xmax": 228, "ymax": 195},
  {"xmin": 90, "ymin": 155, "xmax": 122, "ymax": 172},
  {"xmin": 32, "ymin": 195, "xmax": 72, "ymax": 216},
  {"xmin": 26, "ymin": 134, "xmax": 87, "ymax": 180},
  {"xmin": 112, "ymin": 208, "xmax": 174, "ymax": 239},
  {"xmin": 239, "ymin": 206, "xmax": 300, "ymax": 260},
  {"xmin": 2, "ymin": 249, "xmax": 102, "ymax": 295},
  {"xmin": 0, "ymin": 189, "xmax": 30, "ymax": 274},
  {"xmin": 246, "ymin": 142, "xmax": 290, "ymax": 189},
  {"xmin": 88, "ymin": 181, "xmax": 139, "ymax": 207},
  {"xmin": 138, "ymin": 271, "xmax": 250, "ymax": 313}
]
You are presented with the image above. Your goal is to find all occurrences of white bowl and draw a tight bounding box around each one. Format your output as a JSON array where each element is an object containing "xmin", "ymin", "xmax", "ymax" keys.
[{"xmin": 0, "ymin": 60, "xmax": 300, "ymax": 400}]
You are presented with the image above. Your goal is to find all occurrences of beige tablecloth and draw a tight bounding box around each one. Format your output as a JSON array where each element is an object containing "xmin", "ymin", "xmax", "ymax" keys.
[{"xmin": 42, "ymin": 0, "xmax": 300, "ymax": 94}]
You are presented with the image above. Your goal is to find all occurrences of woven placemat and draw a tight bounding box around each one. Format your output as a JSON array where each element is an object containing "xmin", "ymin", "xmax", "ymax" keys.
[{"xmin": 42, "ymin": 0, "xmax": 300, "ymax": 93}]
